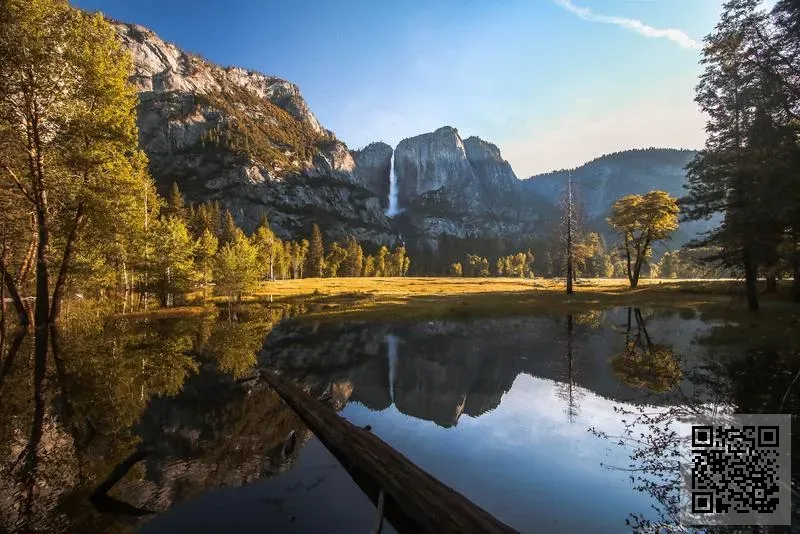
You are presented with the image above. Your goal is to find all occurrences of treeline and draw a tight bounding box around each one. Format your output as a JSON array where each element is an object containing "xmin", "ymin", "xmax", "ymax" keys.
[{"xmin": 129, "ymin": 183, "xmax": 414, "ymax": 307}]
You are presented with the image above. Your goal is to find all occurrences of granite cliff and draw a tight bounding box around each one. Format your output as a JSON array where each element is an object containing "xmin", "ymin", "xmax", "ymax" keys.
[
  {"xmin": 114, "ymin": 21, "xmax": 394, "ymax": 243},
  {"xmin": 113, "ymin": 19, "xmax": 707, "ymax": 254}
]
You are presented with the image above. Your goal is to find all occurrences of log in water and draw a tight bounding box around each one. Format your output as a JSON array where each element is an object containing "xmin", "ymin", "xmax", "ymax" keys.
[{"xmin": 260, "ymin": 370, "xmax": 518, "ymax": 534}]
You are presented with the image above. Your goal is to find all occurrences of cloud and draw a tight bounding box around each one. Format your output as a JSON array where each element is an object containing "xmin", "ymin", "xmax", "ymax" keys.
[{"xmin": 554, "ymin": 0, "xmax": 702, "ymax": 50}]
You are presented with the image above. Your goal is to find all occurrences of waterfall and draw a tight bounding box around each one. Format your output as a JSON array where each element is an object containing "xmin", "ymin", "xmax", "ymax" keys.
[
  {"xmin": 386, "ymin": 334, "xmax": 398, "ymax": 403},
  {"xmin": 385, "ymin": 151, "xmax": 400, "ymax": 217}
]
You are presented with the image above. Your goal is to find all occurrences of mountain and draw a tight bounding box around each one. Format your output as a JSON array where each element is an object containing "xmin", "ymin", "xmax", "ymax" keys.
[
  {"xmin": 522, "ymin": 148, "xmax": 715, "ymax": 246},
  {"xmin": 113, "ymin": 18, "xmax": 712, "ymax": 261},
  {"xmin": 114, "ymin": 21, "xmax": 395, "ymax": 244},
  {"xmin": 390, "ymin": 126, "xmax": 554, "ymax": 239}
]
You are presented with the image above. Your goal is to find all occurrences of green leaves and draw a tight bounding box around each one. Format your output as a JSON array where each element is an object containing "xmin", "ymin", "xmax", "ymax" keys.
[{"xmin": 609, "ymin": 191, "xmax": 680, "ymax": 287}]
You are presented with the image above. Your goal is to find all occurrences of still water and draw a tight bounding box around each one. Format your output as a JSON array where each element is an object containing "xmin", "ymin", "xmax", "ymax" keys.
[{"xmin": 0, "ymin": 306, "xmax": 797, "ymax": 533}]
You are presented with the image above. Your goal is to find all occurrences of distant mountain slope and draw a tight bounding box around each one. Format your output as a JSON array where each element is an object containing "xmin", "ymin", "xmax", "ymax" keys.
[{"xmin": 522, "ymin": 148, "xmax": 717, "ymax": 246}]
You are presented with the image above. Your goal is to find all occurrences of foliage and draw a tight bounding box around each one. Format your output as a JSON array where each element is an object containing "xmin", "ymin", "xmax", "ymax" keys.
[
  {"xmin": 213, "ymin": 230, "xmax": 260, "ymax": 301},
  {"xmin": 683, "ymin": 0, "xmax": 800, "ymax": 309},
  {"xmin": 148, "ymin": 217, "xmax": 197, "ymax": 306},
  {"xmin": 608, "ymin": 191, "xmax": 679, "ymax": 288},
  {"xmin": 449, "ymin": 262, "xmax": 463, "ymax": 277}
]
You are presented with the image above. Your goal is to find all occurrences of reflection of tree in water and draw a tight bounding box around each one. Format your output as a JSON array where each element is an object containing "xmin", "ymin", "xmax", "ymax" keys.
[
  {"xmin": 593, "ymin": 330, "xmax": 800, "ymax": 532},
  {"xmin": 555, "ymin": 312, "xmax": 599, "ymax": 423},
  {"xmin": 611, "ymin": 308, "xmax": 682, "ymax": 394},
  {"xmin": 0, "ymin": 304, "xmax": 307, "ymax": 533}
]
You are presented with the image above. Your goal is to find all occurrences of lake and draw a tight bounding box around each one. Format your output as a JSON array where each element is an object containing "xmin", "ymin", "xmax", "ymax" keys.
[{"xmin": 0, "ymin": 305, "xmax": 797, "ymax": 533}]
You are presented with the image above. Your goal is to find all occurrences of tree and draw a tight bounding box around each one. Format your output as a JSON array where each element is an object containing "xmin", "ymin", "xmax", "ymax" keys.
[
  {"xmin": 251, "ymin": 217, "xmax": 279, "ymax": 281},
  {"xmin": 219, "ymin": 209, "xmax": 238, "ymax": 246},
  {"xmin": 342, "ymin": 236, "xmax": 363, "ymax": 277},
  {"xmin": 195, "ymin": 228, "xmax": 218, "ymax": 301},
  {"xmin": 149, "ymin": 217, "xmax": 196, "ymax": 306},
  {"xmin": 306, "ymin": 223, "xmax": 324, "ymax": 278},
  {"xmin": 213, "ymin": 231, "xmax": 259, "ymax": 303},
  {"xmin": 608, "ymin": 191, "xmax": 679, "ymax": 288},
  {"xmin": 682, "ymin": 0, "xmax": 797, "ymax": 310},
  {"xmin": 166, "ymin": 182, "xmax": 186, "ymax": 220},
  {"xmin": 323, "ymin": 242, "xmax": 347, "ymax": 277},
  {"xmin": 390, "ymin": 246, "xmax": 407, "ymax": 277},
  {"xmin": 376, "ymin": 245, "xmax": 390, "ymax": 276},
  {"xmin": 449, "ymin": 262, "xmax": 463, "ymax": 277},
  {"xmin": 363, "ymin": 255, "xmax": 376, "ymax": 277},
  {"xmin": 565, "ymin": 172, "xmax": 575, "ymax": 294},
  {"xmin": 0, "ymin": 0, "xmax": 155, "ymax": 370}
]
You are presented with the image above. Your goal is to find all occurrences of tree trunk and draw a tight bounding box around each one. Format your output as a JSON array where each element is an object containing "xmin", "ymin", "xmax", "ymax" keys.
[
  {"xmin": 743, "ymin": 246, "xmax": 760, "ymax": 312},
  {"xmin": 0, "ymin": 257, "xmax": 29, "ymax": 326},
  {"xmin": 766, "ymin": 274, "xmax": 777, "ymax": 293}
]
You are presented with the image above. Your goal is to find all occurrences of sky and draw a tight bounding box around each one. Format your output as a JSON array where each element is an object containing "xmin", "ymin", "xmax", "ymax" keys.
[{"xmin": 73, "ymin": 0, "xmax": 725, "ymax": 176}]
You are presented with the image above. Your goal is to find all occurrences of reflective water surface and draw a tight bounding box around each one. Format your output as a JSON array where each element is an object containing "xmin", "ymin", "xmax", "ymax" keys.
[{"xmin": 0, "ymin": 306, "xmax": 797, "ymax": 533}]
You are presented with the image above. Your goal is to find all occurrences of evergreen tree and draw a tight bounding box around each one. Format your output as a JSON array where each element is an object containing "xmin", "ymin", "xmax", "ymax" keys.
[
  {"xmin": 306, "ymin": 223, "xmax": 324, "ymax": 278},
  {"xmin": 342, "ymin": 236, "xmax": 363, "ymax": 277},
  {"xmin": 219, "ymin": 209, "xmax": 239, "ymax": 246},
  {"xmin": 166, "ymin": 181, "xmax": 186, "ymax": 220}
]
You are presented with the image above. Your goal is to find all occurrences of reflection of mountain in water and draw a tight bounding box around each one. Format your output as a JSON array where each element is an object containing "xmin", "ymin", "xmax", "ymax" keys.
[{"xmin": 260, "ymin": 309, "xmax": 713, "ymax": 428}]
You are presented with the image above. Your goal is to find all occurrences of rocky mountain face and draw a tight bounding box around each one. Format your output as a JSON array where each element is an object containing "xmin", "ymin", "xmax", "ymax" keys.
[
  {"xmin": 522, "ymin": 149, "xmax": 714, "ymax": 245},
  {"xmin": 350, "ymin": 141, "xmax": 393, "ymax": 209},
  {"xmin": 389, "ymin": 127, "xmax": 554, "ymax": 240},
  {"xmin": 114, "ymin": 19, "xmax": 708, "ymax": 254},
  {"xmin": 114, "ymin": 21, "xmax": 394, "ymax": 243}
]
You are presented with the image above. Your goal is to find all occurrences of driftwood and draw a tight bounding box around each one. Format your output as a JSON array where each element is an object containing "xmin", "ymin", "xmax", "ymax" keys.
[{"xmin": 261, "ymin": 370, "xmax": 518, "ymax": 534}]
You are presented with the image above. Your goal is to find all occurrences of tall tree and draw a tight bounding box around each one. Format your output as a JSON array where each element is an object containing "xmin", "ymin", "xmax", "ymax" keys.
[
  {"xmin": 219, "ymin": 209, "xmax": 238, "ymax": 246},
  {"xmin": 608, "ymin": 191, "xmax": 679, "ymax": 288},
  {"xmin": 0, "ymin": 0, "xmax": 154, "ymax": 363},
  {"xmin": 683, "ymin": 0, "xmax": 772, "ymax": 310},
  {"xmin": 566, "ymin": 172, "xmax": 575, "ymax": 294},
  {"xmin": 165, "ymin": 181, "xmax": 186, "ymax": 220},
  {"xmin": 306, "ymin": 223, "xmax": 324, "ymax": 278}
]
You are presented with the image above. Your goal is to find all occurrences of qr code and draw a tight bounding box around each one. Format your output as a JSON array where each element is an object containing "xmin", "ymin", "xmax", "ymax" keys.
[{"xmin": 681, "ymin": 414, "xmax": 791, "ymax": 526}]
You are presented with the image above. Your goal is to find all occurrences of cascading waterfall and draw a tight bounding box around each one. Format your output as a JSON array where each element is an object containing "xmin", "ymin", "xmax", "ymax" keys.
[
  {"xmin": 385, "ymin": 151, "xmax": 400, "ymax": 217},
  {"xmin": 385, "ymin": 334, "xmax": 399, "ymax": 402}
]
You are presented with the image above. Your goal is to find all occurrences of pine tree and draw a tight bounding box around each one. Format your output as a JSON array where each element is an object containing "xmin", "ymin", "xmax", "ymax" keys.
[
  {"xmin": 219, "ymin": 209, "xmax": 239, "ymax": 246},
  {"xmin": 306, "ymin": 224, "xmax": 324, "ymax": 278},
  {"xmin": 166, "ymin": 181, "xmax": 186, "ymax": 219},
  {"xmin": 683, "ymin": 0, "xmax": 771, "ymax": 310}
]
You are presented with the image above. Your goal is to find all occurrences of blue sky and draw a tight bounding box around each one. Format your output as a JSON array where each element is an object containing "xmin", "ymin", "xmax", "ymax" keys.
[{"xmin": 74, "ymin": 0, "xmax": 725, "ymax": 176}]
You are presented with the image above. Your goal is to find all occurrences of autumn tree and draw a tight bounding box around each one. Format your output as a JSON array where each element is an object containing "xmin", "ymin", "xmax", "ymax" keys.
[
  {"xmin": 608, "ymin": 191, "xmax": 679, "ymax": 288},
  {"xmin": 449, "ymin": 262, "xmax": 463, "ymax": 277}
]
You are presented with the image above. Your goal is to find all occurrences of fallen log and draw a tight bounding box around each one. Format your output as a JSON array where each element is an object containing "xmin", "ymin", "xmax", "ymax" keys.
[{"xmin": 261, "ymin": 370, "xmax": 518, "ymax": 534}]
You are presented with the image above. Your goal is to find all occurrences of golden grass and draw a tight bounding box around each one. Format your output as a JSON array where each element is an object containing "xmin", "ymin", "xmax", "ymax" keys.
[{"xmin": 242, "ymin": 277, "xmax": 754, "ymax": 323}]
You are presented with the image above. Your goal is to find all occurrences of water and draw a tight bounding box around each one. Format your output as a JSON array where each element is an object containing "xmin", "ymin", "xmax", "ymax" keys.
[
  {"xmin": 385, "ymin": 150, "xmax": 400, "ymax": 217},
  {"xmin": 1, "ymin": 306, "xmax": 797, "ymax": 533}
]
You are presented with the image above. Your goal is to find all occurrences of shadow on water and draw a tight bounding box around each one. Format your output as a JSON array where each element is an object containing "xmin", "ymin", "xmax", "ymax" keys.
[{"xmin": 0, "ymin": 304, "xmax": 797, "ymax": 533}]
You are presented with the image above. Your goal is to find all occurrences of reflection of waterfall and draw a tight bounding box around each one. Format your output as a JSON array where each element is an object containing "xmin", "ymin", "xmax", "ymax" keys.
[
  {"xmin": 386, "ymin": 334, "xmax": 399, "ymax": 402},
  {"xmin": 385, "ymin": 151, "xmax": 400, "ymax": 217}
]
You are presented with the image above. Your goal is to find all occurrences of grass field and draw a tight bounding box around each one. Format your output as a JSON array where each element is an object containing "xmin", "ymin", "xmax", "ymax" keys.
[{"xmin": 242, "ymin": 277, "xmax": 779, "ymax": 322}]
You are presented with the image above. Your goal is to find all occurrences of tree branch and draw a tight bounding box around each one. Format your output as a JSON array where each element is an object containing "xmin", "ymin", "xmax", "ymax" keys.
[{"xmin": 0, "ymin": 163, "xmax": 35, "ymax": 204}]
